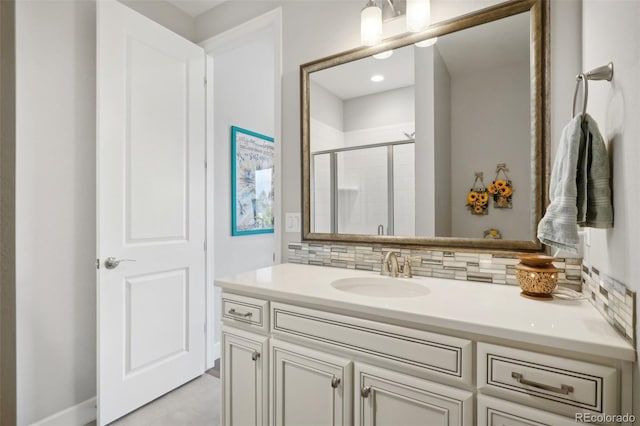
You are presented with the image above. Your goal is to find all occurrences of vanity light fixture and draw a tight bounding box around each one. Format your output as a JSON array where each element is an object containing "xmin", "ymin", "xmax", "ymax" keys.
[
  {"xmin": 361, "ymin": 0, "xmax": 382, "ymax": 46},
  {"xmin": 373, "ymin": 50, "xmax": 394, "ymax": 59},
  {"xmin": 371, "ymin": 74, "xmax": 385, "ymax": 82},
  {"xmin": 406, "ymin": 0, "xmax": 430, "ymax": 32}
]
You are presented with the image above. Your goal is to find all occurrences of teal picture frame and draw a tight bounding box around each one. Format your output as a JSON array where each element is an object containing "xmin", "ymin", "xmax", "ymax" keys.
[{"xmin": 231, "ymin": 126, "xmax": 275, "ymax": 236}]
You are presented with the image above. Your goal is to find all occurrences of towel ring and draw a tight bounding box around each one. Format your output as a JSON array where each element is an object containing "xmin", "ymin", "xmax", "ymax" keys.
[
  {"xmin": 572, "ymin": 73, "xmax": 588, "ymax": 118},
  {"xmin": 570, "ymin": 63, "xmax": 614, "ymax": 118}
]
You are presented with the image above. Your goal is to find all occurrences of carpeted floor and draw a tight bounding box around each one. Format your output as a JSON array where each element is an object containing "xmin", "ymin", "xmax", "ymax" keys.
[{"xmin": 87, "ymin": 374, "xmax": 221, "ymax": 425}]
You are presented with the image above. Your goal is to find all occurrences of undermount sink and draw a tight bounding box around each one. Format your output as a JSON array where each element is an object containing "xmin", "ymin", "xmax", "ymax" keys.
[{"xmin": 330, "ymin": 277, "xmax": 430, "ymax": 298}]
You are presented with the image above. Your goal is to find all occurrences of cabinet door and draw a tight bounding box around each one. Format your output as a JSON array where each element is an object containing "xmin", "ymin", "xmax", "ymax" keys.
[
  {"xmin": 355, "ymin": 363, "xmax": 473, "ymax": 426},
  {"xmin": 271, "ymin": 339, "xmax": 352, "ymax": 426},
  {"xmin": 222, "ymin": 326, "xmax": 268, "ymax": 426}
]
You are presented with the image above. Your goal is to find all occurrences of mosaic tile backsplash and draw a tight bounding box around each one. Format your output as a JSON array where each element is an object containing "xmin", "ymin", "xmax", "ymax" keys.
[
  {"xmin": 287, "ymin": 241, "xmax": 636, "ymax": 347},
  {"xmin": 581, "ymin": 264, "xmax": 636, "ymax": 347},
  {"xmin": 287, "ymin": 242, "xmax": 582, "ymax": 288}
]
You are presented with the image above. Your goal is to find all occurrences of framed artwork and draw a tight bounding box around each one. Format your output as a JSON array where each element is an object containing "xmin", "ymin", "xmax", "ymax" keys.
[{"xmin": 231, "ymin": 126, "xmax": 275, "ymax": 236}]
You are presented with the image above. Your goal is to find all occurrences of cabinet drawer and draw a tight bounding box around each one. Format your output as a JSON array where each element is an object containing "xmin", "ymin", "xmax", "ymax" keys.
[
  {"xmin": 478, "ymin": 394, "xmax": 579, "ymax": 426},
  {"xmin": 478, "ymin": 343, "xmax": 618, "ymax": 419},
  {"xmin": 271, "ymin": 302, "xmax": 472, "ymax": 384},
  {"xmin": 222, "ymin": 293, "xmax": 268, "ymax": 333}
]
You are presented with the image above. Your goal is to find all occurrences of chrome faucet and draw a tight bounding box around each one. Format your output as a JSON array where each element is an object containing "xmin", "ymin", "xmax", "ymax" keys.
[{"xmin": 381, "ymin": 252, "xmax": 400, "ymax": 277}]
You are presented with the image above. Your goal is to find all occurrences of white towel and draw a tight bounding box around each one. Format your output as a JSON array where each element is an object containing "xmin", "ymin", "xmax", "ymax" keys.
[{"xmin": 537, "ymin": 115, "xmax": 583, "ymax": 254}]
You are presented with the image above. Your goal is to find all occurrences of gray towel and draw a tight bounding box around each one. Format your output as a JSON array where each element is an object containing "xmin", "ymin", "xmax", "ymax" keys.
[
  {"xmin": 537, "ymin": 116, "xmax": 583, "ymax": 253},
  {"xmin": 577, "ymin": 114, "xmax": 613, "ymax": 228}
]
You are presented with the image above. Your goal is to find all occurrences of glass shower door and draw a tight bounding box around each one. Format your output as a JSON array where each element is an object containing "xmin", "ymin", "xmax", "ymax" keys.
[{"xmin": 337, "ymin": 146, "xmax": 388, "ymax": 235}]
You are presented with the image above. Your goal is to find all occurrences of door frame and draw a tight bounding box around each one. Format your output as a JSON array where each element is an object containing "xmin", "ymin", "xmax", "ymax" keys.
[{"xmin": 200, "ymin": 7, "xmax": 283, "ymax": 366}]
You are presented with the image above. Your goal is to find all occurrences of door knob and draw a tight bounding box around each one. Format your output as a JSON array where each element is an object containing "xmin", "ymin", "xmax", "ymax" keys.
[{"xmin": 104, "ymin": 257, "xmax": 136, "ymax": 270}]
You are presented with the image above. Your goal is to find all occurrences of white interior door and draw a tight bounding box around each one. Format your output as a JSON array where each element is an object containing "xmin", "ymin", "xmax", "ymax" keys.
[{"xmin": 97, "ymin": 1, "xmax": 206, "ymax": 424}]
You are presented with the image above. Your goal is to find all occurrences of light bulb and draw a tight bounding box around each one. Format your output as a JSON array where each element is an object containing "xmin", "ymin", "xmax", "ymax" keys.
[
  {"xmin": 361, "ymin": 0, "xmax": 382, "ymax": 46},
  {"xmin": 406, "ymin": 0, "xmax": 430, "ymax": 33}
]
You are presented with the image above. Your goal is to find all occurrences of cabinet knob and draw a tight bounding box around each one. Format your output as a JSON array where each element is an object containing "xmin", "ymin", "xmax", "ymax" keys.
[
  {"xmin": 251, "ymin": 350, "xmax": 260, "ymax": 361},
  {"xmin": 330, "ymin": 376, "xmax": 341, "ymax": 388},
  {"xmin": 360, "ymin": 386, "xmax": 372, "ymax": 398}
]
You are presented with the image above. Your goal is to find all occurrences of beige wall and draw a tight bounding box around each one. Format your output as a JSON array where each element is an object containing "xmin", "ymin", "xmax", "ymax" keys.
[
  {"xmin": 120, "ymin": 0, "xmax": 195, "ymax": 40},
  {"xmin": 197, "ymin": 0, "xmax": 364, "ymax": 253},
  {"xmin": 450, "ymin": 62, "xmax": 531, "ymax": 240},
  {"xmin": 581, "ymin": 0, "xmax": 640, "ymax": 419}
]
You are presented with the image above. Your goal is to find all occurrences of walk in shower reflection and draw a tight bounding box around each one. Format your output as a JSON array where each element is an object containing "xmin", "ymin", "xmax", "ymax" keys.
[{"xmin": 311, "ymin": 140, "xmax": 415, "ymax": 236}]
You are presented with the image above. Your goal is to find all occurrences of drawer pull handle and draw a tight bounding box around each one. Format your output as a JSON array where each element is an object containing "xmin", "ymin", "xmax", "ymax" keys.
[
  {"xmin": 511, "ymin": 372, "xmax": 574, "ymax": 395},
  {"xmin": 330, "ymin": 376, "xmax": 341, "ymax": 389},
  {"xmin": 361, "ymin": 386, "xmax": 372, "ymax": 398},
  {"xmin": 251, "ymin": 350, "xmax": 260, "ymax": 361},
  {"xmin": 228, "ymin": 308, "xmax": 253, "ymax": 318}
]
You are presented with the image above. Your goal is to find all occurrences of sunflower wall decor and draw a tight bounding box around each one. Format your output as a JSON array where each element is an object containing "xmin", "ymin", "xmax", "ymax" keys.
[
  {"xmin": 488, "ymin": 163, "xmax": 514, "ymax": 209},
  {"xmin": 466, "ymin": 172, "xmax": 490, "ymax": 215}
]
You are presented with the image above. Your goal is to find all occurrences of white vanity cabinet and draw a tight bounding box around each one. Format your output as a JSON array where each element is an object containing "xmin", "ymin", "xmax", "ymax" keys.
[
  {"xmin": 221, "ymin": 292, "xmax": 475, "ymax": 426},
  {"xmin": 218, "ymin": 266, "xmax": 634, "ymax": 426}
]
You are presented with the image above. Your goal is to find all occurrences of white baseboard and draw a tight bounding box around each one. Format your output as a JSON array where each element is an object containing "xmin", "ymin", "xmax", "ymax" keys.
[{"xmin": 30, "ymin": 397, "xmax": 96, "ymax": 426}]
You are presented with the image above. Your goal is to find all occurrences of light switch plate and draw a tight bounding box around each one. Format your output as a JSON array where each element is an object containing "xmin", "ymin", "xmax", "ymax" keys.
[{"xmin": 285, "ymin": 212, "xmax": 301, "ymax": 233}]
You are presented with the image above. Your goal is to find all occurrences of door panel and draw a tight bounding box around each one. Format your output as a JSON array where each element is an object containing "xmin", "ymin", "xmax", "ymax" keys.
[
  {"xmin": 127, "ymin": 37, "xmax": 189, "ymax": 242},
  {"xmin": 97, "ymin": 1, "xmax": 206, "ymax": 424},
  {"xmin": 125, "ymin": 269, "xmax": 188, "ymax": 373},
  {"xmin": 271, "ymin": 339, "xmax": 352, "ymax": 426},
  {"xmin": 355, "ymin": 363, "xmax": 473, "ymax": 426},
  {"xmin": 222, "ymin": 327, "xmax": 268, "ymax": 426}
]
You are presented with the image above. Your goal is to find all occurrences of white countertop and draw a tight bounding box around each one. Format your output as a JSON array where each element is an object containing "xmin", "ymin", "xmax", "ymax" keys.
[{"xmin": 215, "ymin": 263, "xmax": 635, "ymax": 361}]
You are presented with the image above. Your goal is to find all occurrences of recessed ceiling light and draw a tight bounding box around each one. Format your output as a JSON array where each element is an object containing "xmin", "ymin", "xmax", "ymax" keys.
[
  {"xmin": 371, "ymin": 74, "xmax": 385, "ymax": 82},
  {"xmin": 373, "ymin": 50, "xmax": 393, "ymax": 59},
  {"xmin": 415, "ymin": 37, "xmax": 438, "ymax": 47}
]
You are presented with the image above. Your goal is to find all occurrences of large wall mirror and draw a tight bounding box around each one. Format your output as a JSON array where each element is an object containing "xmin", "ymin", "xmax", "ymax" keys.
[{"xmin": 301, "ymin": 0, "xmax": 548, "ymax": 251}]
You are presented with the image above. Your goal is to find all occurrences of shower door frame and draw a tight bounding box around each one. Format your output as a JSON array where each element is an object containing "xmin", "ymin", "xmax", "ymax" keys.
[{"xmin": 311, "ymin": 139, "xmax": 414, "ymax": 236}]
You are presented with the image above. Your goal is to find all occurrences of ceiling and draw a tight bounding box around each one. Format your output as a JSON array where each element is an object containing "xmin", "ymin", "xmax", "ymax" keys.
[
  {"xmin": 166, "ymin": 0, "xmax": 226, "ymax": 17},
  {"xmin": 311, "ymin": 46, "xmax": 416, "ymax": 101}
]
